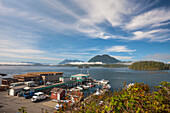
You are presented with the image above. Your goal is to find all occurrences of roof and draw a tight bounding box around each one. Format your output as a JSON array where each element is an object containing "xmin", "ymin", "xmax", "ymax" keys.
[
  {"xmin": 51, "ymin": 88, "xmax": 65, "ymax": 94},
  {"xmin": 13, "ymin": 74, "xmax": 40, "ymax": 78},
  {"xmin": 0, "ymin": 73, "xmax": 7, "ymax": 76},
  {"xmin": 27, "ymin": 72, "xmax": 63, "ymax": 75},
  {"xmin": 59, "ymin": 77, "xmax": 70, "ymax": 78},
  {"xmin": 34, "ymin": 92, "xmax": 44, "ymax": 95},
  {"xmin": 2, "ymin": 78, "xmax": 18, "ymax": 81},
  {"xmin": 71, "ymin": 74, "xmax": 89, "ymax": 77},
  {"xmin": 11, "ymin": 85, "xmax": 27, "ymax": 89}
]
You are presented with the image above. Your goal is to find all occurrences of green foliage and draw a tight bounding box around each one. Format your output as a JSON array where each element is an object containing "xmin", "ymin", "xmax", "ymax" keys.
[
  {"xmin": 18, "ymin": 82, "xmax": 170, "ymax": 113},
  {"xmin": 60, "ymin": 81, "xmax": 170, "ymax": 113},
  {"xmin": 18, "ymin": 107, "xmax": 27, "ymax": 113},
  {"xmin": 129, "ymin": 61, "xmax": 170, "ymax": 70},
  {"xmin": 103, "ymin": 64, "xmax": 128, "ymax": 68}
]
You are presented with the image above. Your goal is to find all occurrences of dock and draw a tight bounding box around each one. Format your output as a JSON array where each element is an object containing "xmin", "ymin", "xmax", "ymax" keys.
[{"xmin": 33, "ymin": 81, "xmax": 79, "ymax": 91}]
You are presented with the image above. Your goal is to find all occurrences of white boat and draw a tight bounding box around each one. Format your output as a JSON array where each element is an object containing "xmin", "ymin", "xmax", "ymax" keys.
[
  {"xmin": 106, "ymin": 84, "xmax": 111, "ymax": 89},
  {"xmin": 87, "ymin": 83, "xmax": 92, "ymax": 86},
  {"xmin": 70, "ymin": 87, "xmax": 79, "ymax": 91},
  {"xmin": 99, "ymin": 79, "xmax": 109, "ymax": 84},
  {"xmin": 94, "ymin": 88, "xmax": 102, "ymax": 95},
  {"xmin": 76, "ymin": 86, "xmax": 83, "ymax": 90},
  {"xmin": 82, "ymin": 85, "xmax": 90, "ymax": 89},
  {"xmin": 126, "ymin": 83, "xmax": 134, "ymax": 89}
]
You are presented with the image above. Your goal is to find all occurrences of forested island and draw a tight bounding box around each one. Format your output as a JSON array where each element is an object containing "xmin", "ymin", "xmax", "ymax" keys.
[{"xmin": 129, "ymin": 61, "xmax": 170, "ymax": 70}]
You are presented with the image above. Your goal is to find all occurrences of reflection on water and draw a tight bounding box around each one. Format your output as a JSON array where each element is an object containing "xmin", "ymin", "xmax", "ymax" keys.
[{"xmin": 0, "ymin": 66, "xmax": 169, "ymax": 91}]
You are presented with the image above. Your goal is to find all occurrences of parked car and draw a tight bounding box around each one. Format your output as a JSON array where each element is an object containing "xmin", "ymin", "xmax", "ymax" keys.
[
  {"xmin": 23, "ymin": 91, "xmax": 34, "ymax": 99},
  {"xmin": 31, "ymin": 92, "xmax": 46, "ymax": 102}
]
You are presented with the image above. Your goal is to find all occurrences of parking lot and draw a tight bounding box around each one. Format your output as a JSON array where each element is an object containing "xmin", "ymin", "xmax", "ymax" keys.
[{"xmin": 0, "ymin": 91, "xmax": 57, "ymax": 113}]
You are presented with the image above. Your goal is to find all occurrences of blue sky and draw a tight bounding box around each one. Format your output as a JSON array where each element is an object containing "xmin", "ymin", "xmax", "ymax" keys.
[{"xmin": 0, "ymin": 0, "xmax": 170, "ymax": 64}]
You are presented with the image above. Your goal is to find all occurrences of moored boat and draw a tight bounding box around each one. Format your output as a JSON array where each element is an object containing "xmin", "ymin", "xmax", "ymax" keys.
[
  {"xmin": 82, "ymin": 85, "xmax": 90, "ymax": 89},
  {"xmin": 99, "ymin": 79, "xmax": 109, "ymax": 84}
]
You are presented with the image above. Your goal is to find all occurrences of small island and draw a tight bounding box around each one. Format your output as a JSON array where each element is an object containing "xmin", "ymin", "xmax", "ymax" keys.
[{"xmin": 129, "ymin": 61, "xmax": 170, "ymax": 70}]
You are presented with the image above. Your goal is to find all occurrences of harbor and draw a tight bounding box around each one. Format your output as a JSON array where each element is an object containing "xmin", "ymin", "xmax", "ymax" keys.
[{"xmin": 0, "ymin": 71, "xmax": 111, "ymax": 112}]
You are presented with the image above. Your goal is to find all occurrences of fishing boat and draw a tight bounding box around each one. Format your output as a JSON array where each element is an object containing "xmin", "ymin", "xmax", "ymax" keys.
[
  {"xmin": 106, "ymin": 84, "xmax": 111, "ymax": 89},
  {"xmin": 70, "ymin": 87, "xmax": 79, "ymax": 91},
  {"xmin": 126, "ymin": 83, "xmax": 134, "ymax": 89},
  {"xmin": 94, "ymin": 88, "xmax": 102, "ymax": 95},
  {"xmin": 103, "ymin": 84, "xmax": 111, "ymax": 89},
  {"xmin": 99, "ymin": 79, "xmax": 109, "ymax": 84},
  {"xmin": 76, "ymin": 86, "xmax": 83, "ymax": 90},
  {"xmin": 82, "ymin": 85, "xmax": 90, "ymax": 89}
]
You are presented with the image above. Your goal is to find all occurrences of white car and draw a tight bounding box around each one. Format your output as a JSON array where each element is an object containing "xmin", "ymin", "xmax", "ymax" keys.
[{"xmin": 31, "ymin": 92, "xmax": 46, "ymax": 102}]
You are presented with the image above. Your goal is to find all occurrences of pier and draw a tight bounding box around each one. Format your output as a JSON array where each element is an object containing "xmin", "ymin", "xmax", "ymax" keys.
[{"xmin": 33, "ymin": 81, "xmax": 80, "ymax": 91}]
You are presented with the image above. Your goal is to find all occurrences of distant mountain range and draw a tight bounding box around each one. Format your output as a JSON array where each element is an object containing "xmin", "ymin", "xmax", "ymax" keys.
[
  {"xmin": 88, "ymin": 54, "xmax": 121, "ymax": 63},
  {"xmin": 58, "ymin": 59, "xmax": 84, "ymax": 65},
  {"xmin": 0, "ymin": 62, "xmax": 52, "ymax": 66}
]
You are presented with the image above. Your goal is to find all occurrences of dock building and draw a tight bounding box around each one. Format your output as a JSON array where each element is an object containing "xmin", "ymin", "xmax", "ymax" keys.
[{"xmin": 13, "ymin": 72, "xmax": 63, "ymax": 83}]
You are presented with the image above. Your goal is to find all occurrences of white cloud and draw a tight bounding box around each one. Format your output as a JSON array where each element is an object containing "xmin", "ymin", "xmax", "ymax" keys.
[
  {"xmin": 0, "ymin": 0, "xmax": 169, "ymax": 63},
  {"xmin": 0, "ymin": 49, "xmax": 44, "ymax": 54},
  {"xmin": 106, "ymin": 46, "xmax": 136, "ymax": 53},
  {"xmin": 126, "ymin": 8, "xmax": 170, "ymax": 30},
  {"xmin": 0, "ymin": 53, "xmax": 62, "ymax": 61},
  {"xmin": 151, "ymin": 22, "xmax": 170, "ymax": 28},
  {"xmin": 69, "ymin": 62, "xmax": 103, "ymax": 65},
  {"xmin": 131, "ymin": 29, "xmax": 170, "ymax": 41}
]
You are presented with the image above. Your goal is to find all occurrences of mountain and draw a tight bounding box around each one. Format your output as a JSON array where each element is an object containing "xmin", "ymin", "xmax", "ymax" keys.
[
  {"xmin": 0, "ymin": 62, "xmax": 52, "ymax": 66},
  {"xmin": 21, "ymin": 62, "xmax": 50, "ymax": 65},
  {"xmin": 58, "ymin": 59, "xmax": 84, "ymax": 65},
  {"xmin": 88, "ymin": 54, "xmax": 121, "ymax": 63}
]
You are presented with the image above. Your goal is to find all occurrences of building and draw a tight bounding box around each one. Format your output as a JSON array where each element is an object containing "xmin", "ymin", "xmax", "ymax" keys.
[
  {"xmin": 27, "ymin": 72, "xmax": 63, "ymax": 83},
  {"xmin": 59, "ymin": 77, "xmax": 71, "ymax": 82},
  {"xmin": 9, "ymin": 85, "xmax": 27, "ymax": 96},
  {"xmin": 13, "ymin": 74, "xmax": 42, "ymax": 82},
  {"xmin": 0, "ymin": 73, "xmax": 7, "ymax": 86},
  {"xmin": 51, "ymin": 88, "xmax": 66, "ymax": 100},
  {"xmin": 13, "ymin": 72, "xmax": 63, "ymax": 83},
  {"xmin": 2, "ymin": 78, "xmax": 18, "ymax": 85},
  {"xmin": 71, "ymin": 74, "xmax": 90, "ymax": 82}
]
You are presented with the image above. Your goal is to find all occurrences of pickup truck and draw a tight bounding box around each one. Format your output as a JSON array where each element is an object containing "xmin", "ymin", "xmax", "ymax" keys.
[
  {"xmin": 23, "ymin": 91, "xmax": 34, "ymax": 99},
  {"xmin": 31, "ymin": 92, "xmax": 46, "ymax": 102}
]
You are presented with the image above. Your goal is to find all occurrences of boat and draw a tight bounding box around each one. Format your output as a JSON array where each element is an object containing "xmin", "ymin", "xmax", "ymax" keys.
[
  {"xmin": 70, "ymin": 87, "xmax": 79, "ymax": 91},
  {"xmin": 99, "ymin": 79, "xmax": 109, "ymax": 84},
  {"xmin": 126, "ymin": 83, "xmax": 134, "ymax": 89},
  {"xmin": 76, "ymin": 86, "xmax": 83, "ymax": 90},
  {"xmin": 103, "ymin": 84, "xmax": 111, "ymax": 89},
  {"xmin": 106, "ymin": 84, "xmax": 111, "ymax": 89},
  {"xmin": 87, "ymin": 83, "xmax": 93, "ymax": 87},
  {"xmin": 82, "ymin": 85, "xmax": 90, "ymax": 89},
  {"xmin": 94, "ymin": 88, "xmax": 102, "ymax": 95}
]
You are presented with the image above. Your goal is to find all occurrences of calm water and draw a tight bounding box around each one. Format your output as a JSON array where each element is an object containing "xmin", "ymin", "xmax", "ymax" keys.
[{"xmin": 0, "ymin": 66, "xmax": 170, "ymax": 91}]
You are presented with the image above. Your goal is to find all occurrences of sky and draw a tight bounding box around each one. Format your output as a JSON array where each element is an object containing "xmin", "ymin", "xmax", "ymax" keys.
[{"xmin": 0, "ymin": 0, "xmax": 170, "ymax": 64}]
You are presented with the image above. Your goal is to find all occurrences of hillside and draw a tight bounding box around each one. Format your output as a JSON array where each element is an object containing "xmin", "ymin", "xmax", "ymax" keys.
[
  {"xmin": 88, "ymin": 54, "xmax": 121, "ymax": 63},
  {"xmin": 58, "ymin": 59, "xmax": 84, "ymax": 65},
  {"xmin": 56, "ymin": 81, "xmax": 169, "ymax": 112},
  {"xmin": 129, "ymin": 61, "xmax": 170, "ymax": 70}
]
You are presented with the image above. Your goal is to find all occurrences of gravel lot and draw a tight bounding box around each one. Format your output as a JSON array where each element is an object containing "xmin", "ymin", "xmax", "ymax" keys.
[{"xmin": 0, "ymin": 91, "xmax": 57, "ymax": 113}]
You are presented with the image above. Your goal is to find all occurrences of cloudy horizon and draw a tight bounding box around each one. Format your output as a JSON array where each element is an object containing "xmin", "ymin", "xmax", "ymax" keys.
[{"xmin": 0, "ymin": 0, "xmax": 170, "ymax": 64}]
